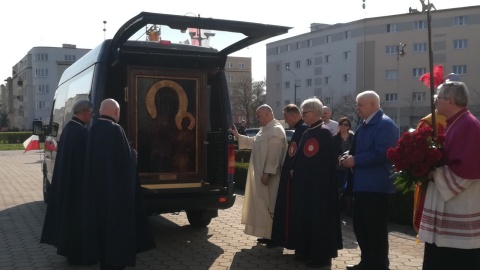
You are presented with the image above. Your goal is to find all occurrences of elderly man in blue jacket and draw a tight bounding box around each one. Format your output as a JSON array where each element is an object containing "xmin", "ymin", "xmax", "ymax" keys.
[{"xmin": 341, "ymin": 90, "xmax": 399, "ymax": 270}]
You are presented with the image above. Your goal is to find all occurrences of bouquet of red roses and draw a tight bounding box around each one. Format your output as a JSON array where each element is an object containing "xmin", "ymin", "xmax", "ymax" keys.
[{"xmin": 387, "ymin": 126, "xmax": 445, "ymax": 194}]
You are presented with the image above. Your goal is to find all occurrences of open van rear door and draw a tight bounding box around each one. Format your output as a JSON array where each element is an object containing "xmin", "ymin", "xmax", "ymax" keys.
[{"xmin": 109, "ymin": 12, "xmax": 291, "ymax": 58}]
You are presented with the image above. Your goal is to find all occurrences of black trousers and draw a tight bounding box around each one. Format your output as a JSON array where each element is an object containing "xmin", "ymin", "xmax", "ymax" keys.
[
  {"xmin": 423, "ymin": 243, "xmax": 480, "ymax": 270},
  {"xmin": 352, "ymin": 192, "xmax": 390, "ymax": 270}
]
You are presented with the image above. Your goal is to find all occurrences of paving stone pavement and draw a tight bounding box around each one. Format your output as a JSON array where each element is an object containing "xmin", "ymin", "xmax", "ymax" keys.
[{"xmin": 0, "ymin": 150, "xmax": 424, "ymax": 269}]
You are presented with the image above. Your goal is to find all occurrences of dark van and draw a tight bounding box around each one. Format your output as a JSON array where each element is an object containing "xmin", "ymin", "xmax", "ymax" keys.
[{"xmin": 33, "ymin": 12, "xmax": 289, "ymax": 227}]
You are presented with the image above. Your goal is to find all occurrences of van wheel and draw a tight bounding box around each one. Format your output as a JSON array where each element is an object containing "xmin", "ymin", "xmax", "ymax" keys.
[
  {"xmin": 186, "ymin": 210, "xmax": 212, "ymax": 227},
  {"xmin": 43, "ymin": 175, "xmax": 50, "ymax": 204}
]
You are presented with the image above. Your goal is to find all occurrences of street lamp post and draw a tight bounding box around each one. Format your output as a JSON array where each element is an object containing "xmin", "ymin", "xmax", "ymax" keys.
[
  {"xmin": 421, "ymin": 0, "xmax": 437, "ymax": 136},
  {"xmin": 286, "ymin": 67, "xmax": 300, "ymax": 106},
  {"xmin": 396, "ymin": 43, "xmax": 406, "ymax": 127}
]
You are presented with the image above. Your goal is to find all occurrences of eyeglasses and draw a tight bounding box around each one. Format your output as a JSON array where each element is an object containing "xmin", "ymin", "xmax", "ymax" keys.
[
  {"xmin": 340, "ymin": 123, "xmax": 350, "ymax": 126},
  {"xmin": 434, "ymin": 95, "xmax": 450, "ymax": 102},
  {"xmin": 301, "ymin": 111, "xmax": 312, "ymax": 115}
]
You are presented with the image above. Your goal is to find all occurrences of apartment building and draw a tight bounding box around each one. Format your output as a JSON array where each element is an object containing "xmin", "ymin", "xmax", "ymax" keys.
[
  {"xmin": 225, "ymin": 56, "xmax": 252, "ymax": 124},
  {"xmin": 266, "ymin": 5, "xmax": 480, "ymax": 130},
  {"xmin": 9, "ymin": 44, "xmax": 89, "ymax": 130}
]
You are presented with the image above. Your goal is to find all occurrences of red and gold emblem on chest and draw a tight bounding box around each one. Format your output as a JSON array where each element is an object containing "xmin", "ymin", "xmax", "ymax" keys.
[
  {"xmin": 303, "ymin": 138, "xmax": 319, "ymax": 157},
  {"xmin": 288, "ymin": 141, "xmax": 297, "ymax": 157}
]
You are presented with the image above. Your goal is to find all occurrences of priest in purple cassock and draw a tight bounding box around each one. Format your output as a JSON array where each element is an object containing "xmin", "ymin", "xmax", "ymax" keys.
[{"xmin": 419, "ymin": 81, "xmax": 480, "ymax": 270}]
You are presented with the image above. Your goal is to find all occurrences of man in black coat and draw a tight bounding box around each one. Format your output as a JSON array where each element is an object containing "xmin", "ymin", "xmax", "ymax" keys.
[
  {"xmin": 41, "ymin": 100, "xmax": 94, "ymax": 265},
  {"xmin": 82, "ymin": 99, "xmax": 155, "ymax": 270},
  {"xmin": 291, "ymin": 98, "xmax": 343, "ymax": 268},
  {"xmin": 271, "ymin": 104, "xmax": 308, "ymax": 249}
]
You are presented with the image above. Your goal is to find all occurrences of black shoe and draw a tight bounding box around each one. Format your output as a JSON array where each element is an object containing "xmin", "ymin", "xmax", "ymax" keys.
[
  {"xmin": 294, "ymin": 253, "xmax": 308, "ymax": 262},
  {"xmin": 100, "ymin": 262, "xmax": 126, "ymax": 270},
  {"xmin": 256, "ymin": 238, "xmax": 270, "ymax": 243},
  {"xmin": 346, "ymin": 264, "xmax": 365, "ymax": 270},
  {"xmin": 306, "ymin": 258, "xmax": 332, "ymax": 269},
  {"xmin": 67, "ymin": 257, "xmax": 96, "ymax": 266},
  {"xmin": 266, "ymin": 240, "xmax": 278, "ymax": 248}
]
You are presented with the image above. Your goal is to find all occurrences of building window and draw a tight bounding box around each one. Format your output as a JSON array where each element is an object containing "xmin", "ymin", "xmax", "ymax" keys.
[
  {"xmin": 454, "ymin": 16, "xmax": 467, "ymax": 26},
  {"xmin": 385, "ymin": 93, "xmax": 398, "ymax": 102},
  {"xmin": 286, "ymin": 44, "xmax": 291, "ymax": 52},
  {"xmin": 344, "ymin": 30, "xmax": 351, "ymax": 39},
  {"xmin": 308, "ymin": 39, "xmax": 313, "ymax": 47},
  {"xmin": 413, "ymin": 43, "xmax": 427, "ymax": 52},
  {"xmin": 295, "ymin": 60, "xmax": 301, "ymax": 69},
  {"xmin": 326, "ymin": 35, "xmax": 332, "ymax": 43},
  {"xmin": 306, "ymin": 78, "xmax": 312, "ymax": 87},
  {"xmin": 37, "ymin": 85, "xmax": 49, "ymax": 94},
  {"xmin": 296, "ymin": 42, "xmax": 301, "ymax": 49},
  {"xmin": 325, "ymin": 55, "xmax": 331, "ymax": 63},
  {"xmin": 64, "ymin": 55, "xmax": 76, "ymax": 61},
  {"xmin": 453, "ymin": 65, "xmax": 467, "ymax": 75},
  {"xmin": 413, "ymin": 67, "xmax": 426, "ymax": 77},
  {"xmin": 386, "ymin": 45, "xmax": 399, "ymax": 55},
  {"xmin": 276, "ymin": 101, "xmax": 280, "ymax": 108},
  {"xmin": 34, "ymin": 53, "xmax": 48, "ymax": 61},
  {"xmin": 36, "ymin": 101, "xmax": 48, "ymax": 109},
  {"xmin": 324, "ymin": 97, "xmax": 331, "ymax": 105},
  {"xmin": 387, "ymin": 23, "xmax": 398, "ymax": 33},
  {"xmin": 343, "ymin": 74, "xmax": 351, "ymax": 83},
  {"xmin": 325, "ymin": 76, "xmax": 332, "ymax": 85},
  {"xmin": 285, "ymin": 81, "xmax": 291, "ymax": 89},
  {"xmin": 239, "ymin": 76, "xmax": 246, "ymax": 82},
  {"xmin": 285, "ymin": 100, "xmax": 290, "ymax": 106},
  {"xmin": 227, "ymin": 74, "xmax": 234, "ymax": 82},
  {"xmin": 453, "ymin": 39, "xmax": 467, "ymax": 49},
  {"xmin": 285, "ymin": 62, "xmax": 290, "ymax": 70},
  {"xmin": 275, "ymin": 64, "xmax": 280, "ymax": 72},
  {"xmin": 35, "ymin": 68, "xmax": 49, "ymax": 77},
  {"xmin": 385, "ymin": 70, "xmax": 398, "ymax": 80},
  {"xmin": 343, "ymin": 51, "xmax": 351, "ymax": 60},
  {"xmin": 276, "ymin": 47, "xmax": 281, "ymax": 54},
  {"xmin": 412, "ymin": 92, "xmax": 426, "ymax": 102},
  {"xmin": 238, "ymin": 63, "xmax": 245, "ymax": 69},
  {"xmin": 306, "ymin": 58, "xmax": 312, "ymax": 66},
  {"xmin": 226, "ymin": 62, "xmax": 233, "ymax": 68},
  {"xmin": 414, "ymin": 20, "xmax": 427, "ymax": 30}
]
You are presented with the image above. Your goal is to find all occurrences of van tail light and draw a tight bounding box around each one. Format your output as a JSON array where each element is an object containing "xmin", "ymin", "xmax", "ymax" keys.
[{"xmin": 228, "ymin": 143, "xmax": 236, "ymax": 176}]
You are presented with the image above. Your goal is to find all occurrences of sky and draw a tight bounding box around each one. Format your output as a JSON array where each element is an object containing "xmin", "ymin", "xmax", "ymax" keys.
[{"xmin": 1, "ymin": 0, "xmax": 478, "ymax": 83}]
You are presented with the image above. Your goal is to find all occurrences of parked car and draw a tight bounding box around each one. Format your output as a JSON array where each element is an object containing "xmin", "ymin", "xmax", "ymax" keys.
[
  {"xmin": 285, "ymin": 129, "xmax": 295, "ymax": 143},
  {"xmin": 245, "ymin": 128, "xmax": 260, "ymax": 137}
]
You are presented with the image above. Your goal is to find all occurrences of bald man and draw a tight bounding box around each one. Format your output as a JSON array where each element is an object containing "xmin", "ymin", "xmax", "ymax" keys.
[
  {"xmin": 342, "ymin": 91, "xmax": 399, "ymax": 270},
  {"xmin": 231, "ymin": 104, "xmax": 287, "ymax": 246},
  {"xmin": 82, "ymin": 99, "xmax": 155, "ymax": 270}
]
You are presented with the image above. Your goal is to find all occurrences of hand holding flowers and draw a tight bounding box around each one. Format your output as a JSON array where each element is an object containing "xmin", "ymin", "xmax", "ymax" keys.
[{"xmin": 387, "ymin": 126, "xmax": 445, "ymax": 194}]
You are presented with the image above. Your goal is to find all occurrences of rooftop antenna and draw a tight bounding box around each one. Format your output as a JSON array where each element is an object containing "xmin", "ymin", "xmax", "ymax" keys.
[{"xmin": 103, "ymin": 21, "xmax": 107, "ymax": 40}]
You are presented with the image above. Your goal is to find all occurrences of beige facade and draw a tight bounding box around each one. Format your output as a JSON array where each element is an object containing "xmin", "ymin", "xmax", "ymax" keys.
[
  {"xmin": 267, "ymin": 5, "xmax": 480, "ymax": 130},
  {"xmin": 7, "ymin": 44, "xmax": 89, "ymax": 130},
  {"xmin": 225, "ymin": 56, "xmax": 252, "ymax": 124}
]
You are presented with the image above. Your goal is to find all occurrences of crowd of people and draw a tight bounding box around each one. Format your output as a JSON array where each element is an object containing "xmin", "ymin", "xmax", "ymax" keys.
[
  {"xmin": 41, "ymin": 81, "xmax": 480, "ymax": 270},
  {"xmin": 232, "ymin": 82, "xmax": 480, "ymax": 270}
]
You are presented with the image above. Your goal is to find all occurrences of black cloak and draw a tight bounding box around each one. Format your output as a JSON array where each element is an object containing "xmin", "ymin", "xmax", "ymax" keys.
[
  {"xmin": 81, "ymin": 116, "xmax": 155, "ymax": 267},
  {"xmin": 271, "ymin": 119, "xmax": 308, "ymax": 249},
  {"xmin": 290, "ymin": 121, "xmax": 343, "ymax": 259},
  {"xmin": 40, "ymin": 117, "xmax": 89, "ymax": 261}
]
